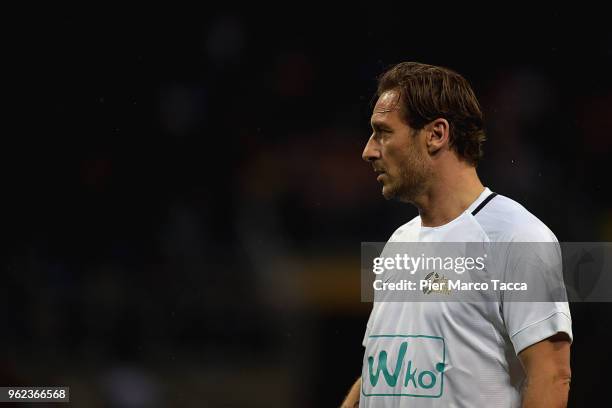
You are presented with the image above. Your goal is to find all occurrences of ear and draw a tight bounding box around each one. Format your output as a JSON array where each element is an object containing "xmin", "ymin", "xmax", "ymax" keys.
[{"xmin": 426, "ymin": 118, "xmax": 450, "ymax": 155}]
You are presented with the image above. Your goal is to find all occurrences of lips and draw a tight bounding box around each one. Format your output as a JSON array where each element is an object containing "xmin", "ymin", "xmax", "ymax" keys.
[{"xmin": 373, "ymin": 166, "xmax": 386, "ymax": 182}]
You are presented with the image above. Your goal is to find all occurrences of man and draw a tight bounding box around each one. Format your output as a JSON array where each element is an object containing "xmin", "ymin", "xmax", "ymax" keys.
[{"xmin": 342, "ymin": 62, "xmax": 572, "ymax": 407}]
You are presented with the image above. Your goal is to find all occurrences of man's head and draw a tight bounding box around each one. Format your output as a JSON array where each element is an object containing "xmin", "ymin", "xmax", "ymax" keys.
[{"xmin": 362, "ymin": 62, "xmax": 486, "ymax": 202}]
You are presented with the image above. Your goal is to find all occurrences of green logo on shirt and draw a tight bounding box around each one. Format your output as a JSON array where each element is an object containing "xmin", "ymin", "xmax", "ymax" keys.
[{"xmin": 362, "ymin": 335, "xmax": 445, "ymax": 398}]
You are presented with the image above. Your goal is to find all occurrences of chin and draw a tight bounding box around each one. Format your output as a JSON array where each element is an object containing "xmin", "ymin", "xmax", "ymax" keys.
[
  {"xmin": 383, "ymin": 183, "xmax": 417, "ymax": 203},
  {"xmin": 381, "ymin": 185, "xmax": 396, "ymax": 201}
]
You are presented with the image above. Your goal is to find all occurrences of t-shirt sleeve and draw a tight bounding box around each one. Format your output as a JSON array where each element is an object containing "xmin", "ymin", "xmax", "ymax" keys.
[
  {"xmin": 507, "ymin": 303, "xmax": 572, "ymax": 354},
  {"xmin": 500, "ymin": 239, "xmax": 573, "ymax": 355}
]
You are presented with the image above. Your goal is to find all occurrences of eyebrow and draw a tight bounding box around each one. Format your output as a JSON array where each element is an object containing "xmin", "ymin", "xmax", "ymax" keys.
[{"xmin": 370, "ymin": 121, "xmax": 392, "ymax": 130}]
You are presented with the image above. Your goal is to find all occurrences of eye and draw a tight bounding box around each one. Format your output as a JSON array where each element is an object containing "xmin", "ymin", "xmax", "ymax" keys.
[{"xmin": 379, "ymin": 129, "xmax": 393, "ymax": 140}]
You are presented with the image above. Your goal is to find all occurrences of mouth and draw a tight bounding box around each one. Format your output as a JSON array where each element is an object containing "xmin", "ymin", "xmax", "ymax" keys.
[{"xmin": 375, "ymin": 170, "xmax": 386, "ymax": 182}]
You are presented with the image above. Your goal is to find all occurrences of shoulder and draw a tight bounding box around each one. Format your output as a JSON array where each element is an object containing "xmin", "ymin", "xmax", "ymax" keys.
[
  {"xmin": 388, "ymin": 215, "xmax": 421, "ymax": 242},
  {"xmin": 473, "ymin": 192, "xmax": 558, "ymax": 243}
]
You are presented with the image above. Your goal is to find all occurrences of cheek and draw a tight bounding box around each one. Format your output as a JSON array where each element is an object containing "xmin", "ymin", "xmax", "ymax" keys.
[{"xmin": 386, "ymin": 145, "xmax": 412, "ymax": 167}]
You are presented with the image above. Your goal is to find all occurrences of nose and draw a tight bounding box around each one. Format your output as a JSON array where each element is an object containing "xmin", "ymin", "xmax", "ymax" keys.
[{"xmin": 362, "ymin": 135, "xmax": 381, "ymax": 162}]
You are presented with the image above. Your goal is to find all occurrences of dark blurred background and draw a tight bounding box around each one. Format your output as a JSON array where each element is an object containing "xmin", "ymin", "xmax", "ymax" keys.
[{"xmin": 2, "ymin": 6, "xmax": 611, "ymax": 407}]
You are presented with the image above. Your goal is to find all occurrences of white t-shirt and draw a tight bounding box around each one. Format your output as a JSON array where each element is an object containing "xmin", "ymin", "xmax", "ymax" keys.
[{"xmin": 360, "ymin": 188, "xmax": 573, "ymax": 407}]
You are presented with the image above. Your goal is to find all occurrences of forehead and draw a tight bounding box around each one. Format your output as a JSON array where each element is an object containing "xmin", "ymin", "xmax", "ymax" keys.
[{"xmin": 371, "ymin": 89, "xmax": 402, "ymax": 124}]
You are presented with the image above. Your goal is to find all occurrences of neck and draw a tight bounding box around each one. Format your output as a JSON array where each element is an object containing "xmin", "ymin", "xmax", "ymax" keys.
[{"xmin": 414, "ymin": 163, "xmax": 484, "ymax": 227}]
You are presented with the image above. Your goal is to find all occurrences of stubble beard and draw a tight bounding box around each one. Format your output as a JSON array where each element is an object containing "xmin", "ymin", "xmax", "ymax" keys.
[{"xmin": 383, "ymin": 150, "xmax": 429, "ymax": 204}]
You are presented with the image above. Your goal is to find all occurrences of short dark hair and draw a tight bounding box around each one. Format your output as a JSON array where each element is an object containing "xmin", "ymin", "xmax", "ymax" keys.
[{"xmin": 377, "ymin": 62, "xmax": 486, "ymax": 166}]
